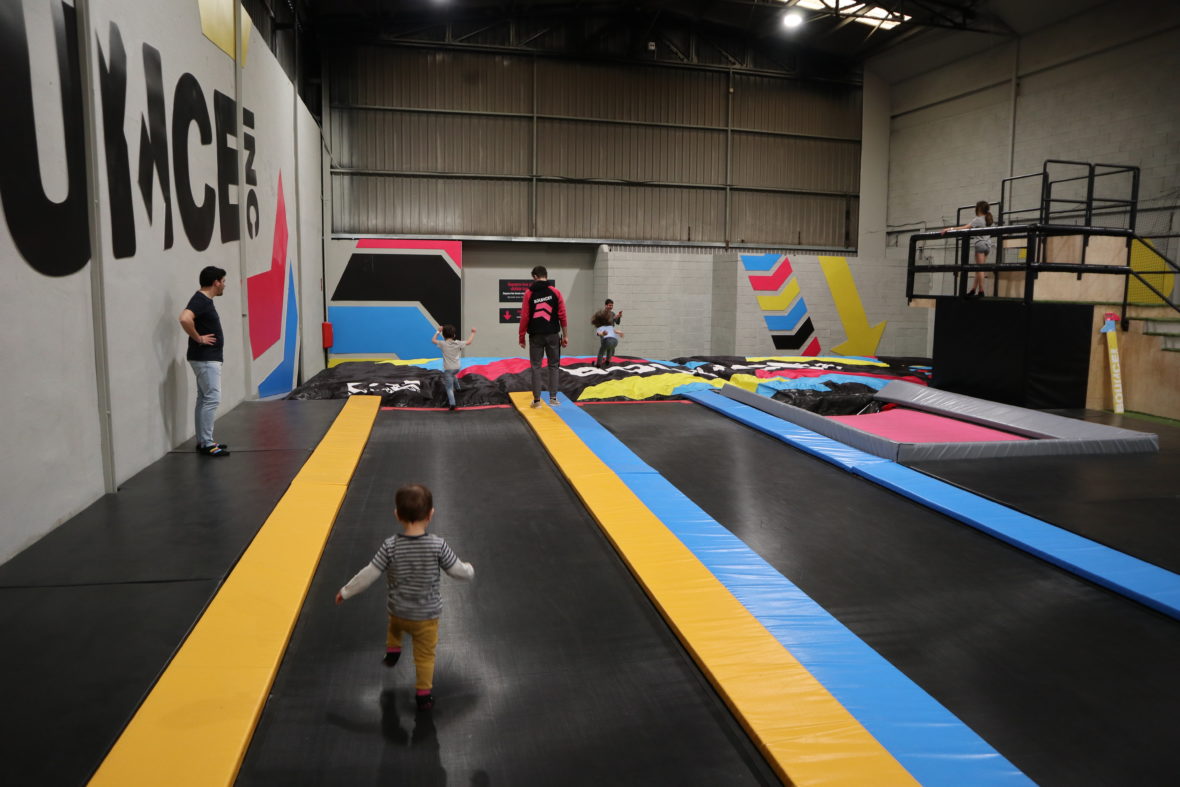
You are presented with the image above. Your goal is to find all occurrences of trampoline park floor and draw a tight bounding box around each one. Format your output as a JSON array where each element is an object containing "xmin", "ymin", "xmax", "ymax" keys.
[
  {"xmin": 1, "ymin": 396, "xmax": 1177, "ymax": 784},
  {"xmin": 906, "ymin": 409, "xmax": 1180, "ymax": 574}
]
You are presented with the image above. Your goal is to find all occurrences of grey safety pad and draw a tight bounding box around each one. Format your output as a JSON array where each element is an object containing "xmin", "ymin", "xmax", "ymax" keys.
[
  {"xmin": 720, "ymin": 384, "xmax": 902, "ymax": 460},
  {"xmin": 876, "ymin": 382, "xmax": 1158, "ymax": 450},
  {"xmin": 718, "ymin": 383, "xmax": 1158, "ymax": 461}
]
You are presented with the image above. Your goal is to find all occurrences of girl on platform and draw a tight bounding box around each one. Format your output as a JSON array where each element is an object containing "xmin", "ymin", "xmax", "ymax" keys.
[{"xmin": 942, "ymin": 200, "xmax": 995, "ymax": 298}]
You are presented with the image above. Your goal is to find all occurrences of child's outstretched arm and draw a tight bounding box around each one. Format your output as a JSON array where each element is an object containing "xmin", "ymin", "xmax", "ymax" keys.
[
  {"xmin": 335, "ymin": 563, "xmax": 382, "ymax": 604},
  {"xmin": 465, "ymin": 327, "xmax": 477, "ymax": 346},
  {"xmin": 430, "ymin": 328, "xmax": 443, "ymax": 347},
  {"xmin": 444, "ymin": 559, "xmax": 475, "ymax": 581}
]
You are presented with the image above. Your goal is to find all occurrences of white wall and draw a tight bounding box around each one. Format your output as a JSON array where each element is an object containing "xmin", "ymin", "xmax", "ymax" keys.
[
  {"xmin": 461, "ymin": 242, "xmax": 598, "ymax": 358},
  {"xmin": 592, "ymin": 248, "xmax": 715, "ymax": 360},
  {"xmin": 879, "ymin": 3, "xmax": 1180, "ymax": 260},
  {"xmin": 90, "ymin": 0, "xmax": 243, "ymax": 478},
  {"xmin": 0, "ymin": 1, "xmax": 106, "ymax": 561},
  {"xmin": 297, "ymin": 120, "xmax": 326, "ymax": 381},
  {"xmin": 598, "ymin": 247, "xmax": 930, "ymax": 359},
  {"xmin": 0, "ymin": 0, "xmax": 323, "ymax": 564}
]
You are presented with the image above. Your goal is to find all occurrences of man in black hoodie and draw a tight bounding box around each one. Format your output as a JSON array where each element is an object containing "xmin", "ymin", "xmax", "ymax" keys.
[{"xmin": 517, "ymin": 265, "xmax": 569, "ymax": 408}]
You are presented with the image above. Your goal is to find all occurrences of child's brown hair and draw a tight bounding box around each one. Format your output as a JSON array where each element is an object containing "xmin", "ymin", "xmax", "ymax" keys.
[
  {"xmin": 440, "ymin": 324, "xmax": 457, "ymax": 340},
  {"xmin": 395, "ymin": 483, "xmax": 433, "ymax": 523}
]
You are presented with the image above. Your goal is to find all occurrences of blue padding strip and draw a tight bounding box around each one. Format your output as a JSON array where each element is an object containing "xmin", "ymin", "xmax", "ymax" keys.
[
  {"xmin": 327, "ymin": 306, "xmax": 437, "ymax": 358},
  {"xmin": 551, "ymin": 393, "xmax": 1030, "ymax": 786},
  {"xmin": 685, "ymin": 389, "xmax": 1180, "ymax": 621}
]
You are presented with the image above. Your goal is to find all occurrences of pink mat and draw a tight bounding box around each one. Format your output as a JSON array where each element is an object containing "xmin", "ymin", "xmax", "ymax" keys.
[{"xmin": 828, "ymin": 408, "xmax": 1028, "ymax": 443}]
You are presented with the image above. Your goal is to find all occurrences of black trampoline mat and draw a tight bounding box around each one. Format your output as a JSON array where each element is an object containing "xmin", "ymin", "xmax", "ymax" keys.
[
  {"xmin": 0, "ymin": 448, "xmax": 313, "ymax": 586},
  {"xmin": 238, "ymin": 408, "xmax": 777, "ymax": 787},
  {"xmin": 908, "ymin": 410, "xmax": 1180, "ymax": 573},
  {"xmin": 0, "ymin": 580, "xmax": 218, "ymax": 785},
  {"xmin": 0, "ymin": 400, "xmax": 346, "ymax": 784},
  {"xmin": 171, "ymin": 399, "xmax": 344, "ymax": 452},
  {"xmin": 589, "ymin": 402, "xmax": 1180, "ymax": 787}
]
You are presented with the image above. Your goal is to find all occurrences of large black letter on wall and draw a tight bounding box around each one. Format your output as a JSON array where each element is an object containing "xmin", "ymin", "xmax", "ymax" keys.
[
  {"xmin": 213, "ymin": 90, "xmax": 239, "ymax": 244},
  {"xmin": 172, "ymin": 73, "xmax": 216, "ymax": 252},
  {"xmin": 98, "ymin": 23, "xmax": 135, "ymax": 259},
  {"xmin": 0, "ymin": 0, "xmax": 90, "ymax": 276},
  {"xmin": 137, "ymin": 43, "xmax": 174, "ymax": 250}
]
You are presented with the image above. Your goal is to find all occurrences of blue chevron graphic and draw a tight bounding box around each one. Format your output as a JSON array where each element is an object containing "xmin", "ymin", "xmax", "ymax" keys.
[{"xmin": 763, "ymin": 299, "xmax": 808, "ymax": 332}]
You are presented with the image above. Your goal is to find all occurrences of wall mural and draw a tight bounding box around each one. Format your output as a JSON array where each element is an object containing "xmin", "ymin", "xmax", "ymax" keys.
[
  {"xmin": 327, "ymin": 240, "xmax": 463, "ymax": 360},
  {"xmin": 741, "ymin": 253, "xmax": 887, "ymax": 358},
  {"xmin": 741, "ymin": 253, "xmax": 821, "ymax": 354},
  {"xmin": 818, "ymin": 255, "xmax": 886, "ymax": 357},
  {"xmin": 0, "ymin": 0, "xmax": 301, "ymax": 397},
  {"xmin": 251, "ymin": 173, "xmax": 299, "ymax": 396}
]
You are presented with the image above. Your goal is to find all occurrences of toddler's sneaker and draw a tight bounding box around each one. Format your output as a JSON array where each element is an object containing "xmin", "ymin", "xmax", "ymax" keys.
[
  {"xmin": 416, "ymin": 693, "xmax": 434, "ymax": 711},
  {"xmin": 383, "ymin": 649, "xmax": 401, "ymax": 667}
]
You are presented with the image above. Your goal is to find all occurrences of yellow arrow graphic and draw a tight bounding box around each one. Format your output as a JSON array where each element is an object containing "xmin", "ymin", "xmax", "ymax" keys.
[
  {"xmin": 819, "ymin": 256, "xmax": 886, "ymax": 357},
  {"xmin": 756, "ymin": 279, "xmax": 801, "ymax": 311}
]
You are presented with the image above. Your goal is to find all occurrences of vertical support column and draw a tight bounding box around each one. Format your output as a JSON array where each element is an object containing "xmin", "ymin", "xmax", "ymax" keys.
[
  {"xmin": 234, "ymin": 0, "xmax": 254, "ymax": 398},
  {"xmin": 724, "ymin": 70, "xmax": 733, "ymax": 246},
  {"xmin": 858, "ymin": 69, "xmax": 889, "ymax": 260},
  {"xmin": 1007, "ymin": 41, "xmax": 1019, "ymax": 178},
  {"xmin": 75, "ymin": 0, "xmax": 117, "ymax": 492},
  {"xmin": 530, "ymin": 57, "xmax": 538, "ymax": 238},
  {"xmin": 291, "ymin": 13, "xmax": 303, "ymax": 384}
]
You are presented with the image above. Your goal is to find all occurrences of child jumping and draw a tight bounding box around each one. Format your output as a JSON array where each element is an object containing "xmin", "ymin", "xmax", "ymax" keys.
[
  {"xmin": 335, "ymin": 483, "xmax": 474, "ymax": 711},
  {"xmin": 591, "ymin": 311, "xmax": 623, "ymax": 369},
  {"xmin": 431, "ymin": 325, "xmax": 476, "ymax": 411}
]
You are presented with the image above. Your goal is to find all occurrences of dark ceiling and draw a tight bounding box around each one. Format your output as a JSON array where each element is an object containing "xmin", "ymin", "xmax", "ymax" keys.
[{"xmin": 298, "ymin": 0, "xmax": 1016, "ymax": 80}]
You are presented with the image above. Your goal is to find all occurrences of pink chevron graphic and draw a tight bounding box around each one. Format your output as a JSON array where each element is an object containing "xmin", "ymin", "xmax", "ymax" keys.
[
  {"xmin": 247, "ymin": 173, "xmax": 288, "ymax": 360},
  {"xmin": 534, "ymin": 302, "xmax": 554, "ymax": 320},
  {"xmin": 802, "ymin": 337, "xmax": 821, "ymax": 356},
  {"xmin": 748, "ymin": 255, "xmax": 794, "ymax": 292},
  {"xmin": 357, "ymin": 238, "xmax": 463, "ymax": 271}
]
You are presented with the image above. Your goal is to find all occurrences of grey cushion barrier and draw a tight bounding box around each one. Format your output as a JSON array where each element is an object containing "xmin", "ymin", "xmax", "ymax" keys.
[{"xmin": 718, "ymin": 382, "xmax": 1158, "ymax": 461}]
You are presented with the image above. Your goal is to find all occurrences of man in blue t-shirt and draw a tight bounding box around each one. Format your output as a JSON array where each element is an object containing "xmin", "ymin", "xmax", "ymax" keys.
[{"xmin": 178, "ymin": 266, "xmax": 229, "ymax": 456}]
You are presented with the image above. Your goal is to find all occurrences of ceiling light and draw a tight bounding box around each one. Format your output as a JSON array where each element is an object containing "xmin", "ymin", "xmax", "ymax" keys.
[
  {"xmin": 783, "ymin": 11, "xmax": 804, "ymax": 28},
  {"xmin": 791, "ymin": 0, "xmax": 910, "ymax": 30}
]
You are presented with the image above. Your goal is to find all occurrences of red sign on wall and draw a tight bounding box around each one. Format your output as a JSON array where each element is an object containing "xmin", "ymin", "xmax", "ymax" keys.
[{"xmin": 498, "ymin": 307, "xmax": 522, "ymax": 323}]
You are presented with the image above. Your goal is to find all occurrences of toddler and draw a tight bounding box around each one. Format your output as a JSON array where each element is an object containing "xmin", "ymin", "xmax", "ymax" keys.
[{"xmin": 336, "ymin": 483, "xmax": 474, "ymax": 710}]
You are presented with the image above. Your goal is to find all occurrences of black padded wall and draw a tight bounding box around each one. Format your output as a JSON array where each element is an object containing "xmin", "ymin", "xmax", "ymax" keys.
[{"xmin": 932, "ymin": 300, "xmax": 1093, "ymax": 410}]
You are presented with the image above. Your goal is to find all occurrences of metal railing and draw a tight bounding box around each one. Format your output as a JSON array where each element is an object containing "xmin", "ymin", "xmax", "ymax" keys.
[{"xmin": 906, "ymin": 223, "xmax": 1180, "ymax": 326}]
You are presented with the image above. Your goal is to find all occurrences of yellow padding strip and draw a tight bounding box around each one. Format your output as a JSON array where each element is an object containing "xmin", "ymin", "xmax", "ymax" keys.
[
  {"xmin": 89, "ymin": 395, "xmax": 382, "ymax": 787},
  {"xmin": 510, "ymin": 393, "xmax": 918, "ymax": 786}
]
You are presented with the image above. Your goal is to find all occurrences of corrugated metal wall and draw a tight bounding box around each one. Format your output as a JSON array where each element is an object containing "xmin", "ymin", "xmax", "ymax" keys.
[{"xmin": 328, "ymin": 47, "xmax": 861, "ymax": 247}]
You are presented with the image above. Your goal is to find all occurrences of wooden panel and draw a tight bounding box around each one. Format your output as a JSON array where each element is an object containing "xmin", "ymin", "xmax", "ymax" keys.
[
  {"xmin": 1085, "ymin": 307, "xmax": 1180, "ymax": 420},
  {"xmin": 995, "ymin": 270, "xmax": 1128, "ymax": 302}
]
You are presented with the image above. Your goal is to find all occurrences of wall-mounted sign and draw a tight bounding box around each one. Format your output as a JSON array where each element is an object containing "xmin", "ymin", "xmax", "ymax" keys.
[
  {"xmin": 498, "ymin": 307, "xmax": 522, "ymax": 324},
  {"xmin": 499, "ymin": 279, "xmax": 533, "ymax": 303},
  {"xmin": 499, "ymin": 279, "xmax": 554, "ymax": 302}
]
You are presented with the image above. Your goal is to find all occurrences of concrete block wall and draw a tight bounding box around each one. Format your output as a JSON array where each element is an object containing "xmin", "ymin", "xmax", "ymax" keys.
[
  {"xmin": 879, "ymin": 3, "xmax": 1180, "ymax": 262},
  {"xmin": 598, "ymin": 247, "xmax": 932, "ymax": 359},
  {"xmin": 593, "ymin": 248, "xmax": 715, "ymax": 360}
]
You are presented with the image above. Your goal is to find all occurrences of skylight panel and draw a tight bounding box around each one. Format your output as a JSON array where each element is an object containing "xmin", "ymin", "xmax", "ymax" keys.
[{"xmin": 788, "ymin": 0, "xmax": 913, "ymax": 31}]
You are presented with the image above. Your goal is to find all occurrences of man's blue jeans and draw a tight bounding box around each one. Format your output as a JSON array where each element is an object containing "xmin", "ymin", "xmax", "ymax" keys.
[{"xmin": 190, "ymin": 360, "xmax": 222, "ymax": 447}]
